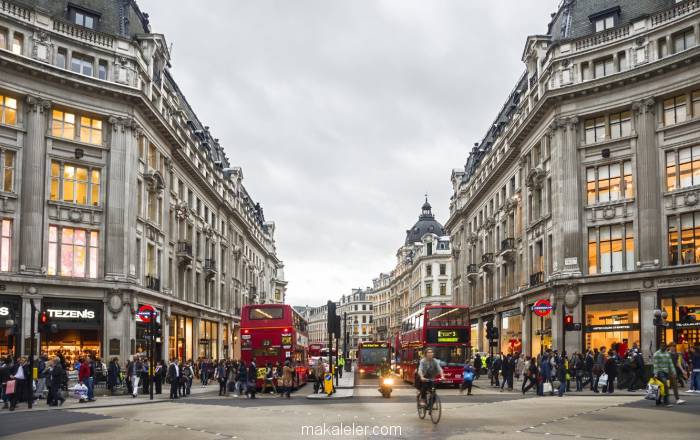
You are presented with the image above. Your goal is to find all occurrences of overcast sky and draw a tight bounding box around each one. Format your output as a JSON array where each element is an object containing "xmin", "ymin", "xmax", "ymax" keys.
[{"xmin": 139, "ymin": 0, "xmax": 560, "ymax": 307}]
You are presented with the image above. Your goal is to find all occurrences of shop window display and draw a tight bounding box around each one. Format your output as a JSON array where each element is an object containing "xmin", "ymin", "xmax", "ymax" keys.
[
  {"xmin": 661, "ymin": 295, "xmax": 700, "ymax": 351},
  {"xmin": 500, "ymin": 311, "xmax": 522, "ymax": 355},
  {"xmin": 530, "ymin": 313, "xmax": 551, "ymax": 357},
  {"xmin": 583, "ymin": 300, "xmax": 640, "ymax": 351},
  {"xmin": 43, "ymin": 329, "xmax": 100, "ymax": 369}
]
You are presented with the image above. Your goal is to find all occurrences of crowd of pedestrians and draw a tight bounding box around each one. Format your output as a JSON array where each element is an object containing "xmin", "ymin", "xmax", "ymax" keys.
[
  {"xmin": 464, "ymin": 341, "xmax": 699, "ymax": 406},
  {"xmin": 0, "ymin": 352, "xmax": 306, "ymax": 411}
]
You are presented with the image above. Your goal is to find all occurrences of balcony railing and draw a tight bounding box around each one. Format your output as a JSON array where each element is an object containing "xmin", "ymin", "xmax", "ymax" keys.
[
  {"xmin": 0, "ymin": 0, "xmax": 31, "ymax": 21},
  {"xmin": 500, "ymin": 238, "xmax": 515, "ymax": 253},
  {"xmin": 467, "ymin": 264, "xmax": 479, "ymax": 276},
  {"xmin": 145, "ymin": 275, "xmax": 160, "ymax": 291},
  {"xmin": 530, "ymin": 271, "xmax": 544, "ymax": 286},
  {"xmin": 480, "ymin": 253, "xmax": 494, "ymax": 265},
  {"xmin": 204, "ymin": 259, "xmax": 217, "ymax": 277},
  {"xmin": 52, "ymin": 18, "xmax": 115, "ymax": 48},
  {"xmin": 651, "ymin": 0, "xmax": 699, "ymax": 27},
  {"xmin": 176, "ymin": 241, "xmax": 193, "ymax": 266}
]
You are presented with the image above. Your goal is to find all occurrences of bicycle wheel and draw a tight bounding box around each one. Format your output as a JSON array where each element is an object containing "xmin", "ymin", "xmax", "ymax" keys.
[
  {"xmin": 416, "ymin": 394, "xmax": 426, "ymax": 419},
  {"xmin": 430, "ymin": 394, "xmax": 442, "ymax": 424}
]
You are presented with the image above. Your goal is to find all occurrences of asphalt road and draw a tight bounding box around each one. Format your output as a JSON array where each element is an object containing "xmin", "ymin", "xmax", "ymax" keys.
[{"xmin": 1, "ymin": 374, "xmax": 698, "ymax": 439}]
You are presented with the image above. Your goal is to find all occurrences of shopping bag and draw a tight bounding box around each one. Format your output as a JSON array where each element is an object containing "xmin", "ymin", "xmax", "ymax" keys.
[
  {"xmin": 598, "ymin": 373, "xmax": 608, "ymax": 388},
  {"xmin": 542, "ymin": 382, "xmax": 552, "ymax": 394},
  {"xmin": 5, "ymin": 380, "xmax": 16, "ymax": 395},
  {"xmin": 645, "ymin": 384, "xmax": 659, "ymax": 401}
]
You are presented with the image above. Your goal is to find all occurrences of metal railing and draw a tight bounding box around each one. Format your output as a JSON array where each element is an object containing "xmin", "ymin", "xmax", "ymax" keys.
[
  {"xmin": 204, "ymin": 259, "xmax": 217, "ymax": 272},
  {"xmin": 501, "ymin": 237, "xmax": 515, "ymax": 252},
  {"xmin": 530, "ymin": 271, "xmax": 544, "ymax": 286},
  {"xmin": 481, "ymin": 253, "xmax": 494, "ymax": 265},
  {"xmin": 176, "ymin": 241, "xmax": 193, "ymax": 256},
  {"xmin": 145, "ymin": 275, "xmax": 160, "ymax": 291},
  {"xmin": 467, "ymin": 263, "xmax": 479, "ymax": 274}
]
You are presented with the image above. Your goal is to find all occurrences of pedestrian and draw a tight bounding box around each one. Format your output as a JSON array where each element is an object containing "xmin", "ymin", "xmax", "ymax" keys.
[
  {"xmin": 281, "ymin": 360, "xmax": 293, "ymax": 398},
  {"xmin": 460, "ymin": 362, "xmax": 475, "ymax": 395},
  {"xmin": 592, "ymin": 347, "xmax": 606, "ymax": 393},
  {"xmin": 107, "ymin": 358, "xmax": 120, "ymax": 395},
  {"xmin": 8, "ymin": 357, "xmax": 30, "ymax": 411},
  {"xmin": 235, "ymin": 360, "xmax": 247, "ymax": 397},
  {"xmin": 247, "ymin": 359, "xmax": 257, "ymax": 399},
  {"xmin": 491, "ymin": 355, "xmax": 502, "ymax": 388},
  {"xmin": 653, "ymin": 342, "xmax": 685, "ymax": 406},
  {"xmin": 261, "ymin": 362, "xmax": 277, "ymax": 394},
  {"xmin": 522, "ymin": 357, "xmax": 538, "ymax": 394},
  {"xmin": 217, "ymin": 360, "xmax": 228, "ymax": 396},
  {"xmin": 540, "ymin": 350, "xmax": 553, "ymax": 395},
  {"xmin": 86, "ymin": 354, "xmax": 96, "ymax": 401},
  {"xmin": 501, "ymin": 353, "xmax": 514, "ymax": 391},
  {"xmin": 167, "ymin": 359, "xmax": 180, "ymax": 399},
  {"xmin": 78, "ymin": 356, "xmax": 93, "ymax": 403},
  {"xmin": 604, "ymin": 350, "xmax": 618, "ymax": 394},
  {"xmin": 474, "ymin": 353, "xmax": 482, "ymax": 379},
  {"xmin": 129, "ymin": 356, "xmax": 143, "ymax": 398},
  {"xmin": 154, "ymin": 360, "xmax": 165, "ymax": 394},
  {"xmin": 50, "ymin": 356, "xmax": 66, "ymax": 406},
  {"xmin": 689, "ymin": 343, "xmax": 700, "ymax": 393},
  {"xmin": 557, "ymin": 351, "xmax": 567, "ymax": 397}
]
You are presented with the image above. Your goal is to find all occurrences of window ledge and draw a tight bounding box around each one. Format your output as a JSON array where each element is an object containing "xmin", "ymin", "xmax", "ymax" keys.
[
  {"xmin": 663, "ymin": 185, "xmax": 700, "ymax": 197},
  {"xmin": 657, "ymin": 115, "xmax": 700, "ymax": 133},
  {"xmin": 0, "ymin": 192, "xmax": 17, "ymax": 200},
  {"xmin": 47, "ymin": 134, "xmax": 107, "ymax": 150},
  {"xmin": 585, "ymin": 198, "xmax": 634, "ymax": 209},
  {"xmin": 0, "ymin": 122, "xmax": 23, "ymax": 132},
  {"xmin": 47, "ymin": 199, "xmax": 102, "ymax": 212},
  {"xmin": 579, "ymin": 134, "xmax": 636, "ymax": 149}
]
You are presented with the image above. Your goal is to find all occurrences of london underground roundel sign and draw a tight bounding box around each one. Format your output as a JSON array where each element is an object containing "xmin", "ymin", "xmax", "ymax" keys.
[
  {"xmin": 137, "ymin": 304, "xmax": 156, "ymax": 323},
  {"xmin": 532, "ymin": 299, "xmax": 553, "ymax": 317}
]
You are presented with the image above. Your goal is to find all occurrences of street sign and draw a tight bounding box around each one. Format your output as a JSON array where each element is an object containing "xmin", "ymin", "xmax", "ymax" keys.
[
  {"xmin": 532, "ymin": 299, "xmax": 553, "ymax": 317},
  {"xmin": 137, "ymin": 304, "xmax": 156, "ymax": 323}
]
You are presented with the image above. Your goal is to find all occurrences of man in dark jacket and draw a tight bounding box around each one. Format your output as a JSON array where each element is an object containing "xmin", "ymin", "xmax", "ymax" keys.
[
  {"xmin": 247, "ymin": 360, "xmax": 257, "ymax": 399},
  {"xmin": 491, "ymin": 355, "xmax": 502, "ymax": 388},
  {"xmin": 49, "ymin": 357, "xmax": 66, "ymax": 406},
  {"xmin": 167, "ymin": 359, "xmax": 180, "ymax": 399},
  {"xmin": 501, "ymin": 354, "xmax": 515, "ymax": 391},
  {"xmin": 9, "ymin": 357, "xmax": 30, "ymax": 411}
]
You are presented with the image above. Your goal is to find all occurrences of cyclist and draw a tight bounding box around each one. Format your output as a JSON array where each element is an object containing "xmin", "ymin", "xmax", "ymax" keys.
[{"xmin": 417, "ymin": 347, "xmax": 443, "ymax": 407}]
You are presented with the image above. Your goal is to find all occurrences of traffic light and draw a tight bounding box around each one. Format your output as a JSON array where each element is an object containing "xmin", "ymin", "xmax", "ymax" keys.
[
  {"xmin": 564, "ymin": 315, "xmax": 574, "ymax": 331},
  {"xmin": 491, "ymin": 327, "xmax": 499, "ymax": 340},
  {"xmin": 327, "ymin": 301, "xmax": 337, "ymax": 335},
  {"xmin": 39, "ymin": 311, "xmax": 58, "ymax": 334},
  {"xmin": 486, "ymin": 320, "xmax": 493, "ymax": 339}
]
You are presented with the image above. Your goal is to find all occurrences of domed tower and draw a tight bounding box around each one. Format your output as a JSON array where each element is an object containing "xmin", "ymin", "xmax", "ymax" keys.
[{"xmin": 405, "ymin": 197, "xmax": 445, "ymax": 245}]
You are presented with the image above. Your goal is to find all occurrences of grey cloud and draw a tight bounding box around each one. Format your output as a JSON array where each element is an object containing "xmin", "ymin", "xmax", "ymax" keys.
[{"xmin": 138, "ymin": 0, "xmax": 560, "ymax": 305}]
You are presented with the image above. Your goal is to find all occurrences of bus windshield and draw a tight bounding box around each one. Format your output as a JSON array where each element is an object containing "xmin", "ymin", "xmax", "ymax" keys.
[
  {"xmin": 426, "ymin": 307, "xmax": 469, "ymax": 327},
  {"xmin": 359, "ymin": 347, "xmax": 390, "ymax": 365},
  {"xmin": 429, "ymin": 346, "xmax": 467, "ymax": 367},
  {"xmin": 248, "ymin": 307, "xmax": 284, "ymax": 320}
]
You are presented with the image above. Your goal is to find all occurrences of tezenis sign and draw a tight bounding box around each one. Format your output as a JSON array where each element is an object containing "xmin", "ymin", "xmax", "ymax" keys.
[{"xmin": 47, "ymin": 309, "xmax": 95, "ymax": 319}]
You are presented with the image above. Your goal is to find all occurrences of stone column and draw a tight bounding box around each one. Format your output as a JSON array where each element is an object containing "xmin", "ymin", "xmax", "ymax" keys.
[
  {"xmin": 105, "ymin": 117, "xmax": 139, "ymax": 280},
  {"xmin": 639, "ymin": 289, "xmax": 658, "ymax": 356},
  {"xmin": 521, "ymin": 303, "xmax": 530, "ymax": 357},
  {"xmin": 551, "ymin": 117, "xmax": 583, "ymax": 277},
  {"xmin": 19, "ymin": 96, "xmax": 51, "ymax": 273},
  {"xmin": 633, "ymin": 98, "xmax": 661, "ymax": 269},
  {"xmin": 476, "ymin": 316, "xmax": 484, "ymax": 352}
]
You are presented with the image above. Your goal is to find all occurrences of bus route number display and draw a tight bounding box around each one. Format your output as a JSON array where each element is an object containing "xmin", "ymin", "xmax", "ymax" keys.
[
  {"xmin": 361, "ymin": 343, "xmax": 384, "ymax": 348},
  {"xmin": 437, "ymin": 330, "xmax": 458, "ymax": 342}
]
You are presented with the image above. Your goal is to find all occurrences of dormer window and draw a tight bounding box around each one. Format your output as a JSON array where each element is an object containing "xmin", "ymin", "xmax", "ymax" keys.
[
  {"xmin": 589, "ymin": 6, "xmax": 620, "ymax": 33},
  {"xmin": 69, "ymin": 6, "xmax": 99, "ymax": 30}
]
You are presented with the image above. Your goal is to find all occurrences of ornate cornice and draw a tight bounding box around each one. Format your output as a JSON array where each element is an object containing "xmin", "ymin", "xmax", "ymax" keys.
[{"xmin": 108, "ymin": 116, "xmax": 140, "ymax": 133}]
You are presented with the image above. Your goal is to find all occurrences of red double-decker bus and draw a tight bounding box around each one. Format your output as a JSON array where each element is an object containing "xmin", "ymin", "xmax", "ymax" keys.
[
  {"xmin": 357, "ymin": 341, "xmax": 391, "ymax": 377},
  {"xmin": 399, "ymin": 305, "xmax": 470, "ymax": 386},
  {"xmin": 241, "ymin": 304, "xmax": 309, "ymax": 388}
]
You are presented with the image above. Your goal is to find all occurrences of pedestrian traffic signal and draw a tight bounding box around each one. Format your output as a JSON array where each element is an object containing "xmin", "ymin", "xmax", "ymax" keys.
[
  {"xmin": 39, "ymin": 311, "xmax": 59, "ymax": 334},
  {"xmin": 564, "ymin": 315, "xmax": 574, "ymax": 331}
]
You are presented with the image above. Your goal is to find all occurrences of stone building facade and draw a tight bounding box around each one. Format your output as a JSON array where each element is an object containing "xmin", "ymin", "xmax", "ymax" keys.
[
  {"xmin": 447, "ymin": 0, "xmax": 700, "ymax": 358},
  {"xmin": 0, "ymin": 0, "xmax": 286, "ymax": 365},
  {"xmin": 369, "ymin": 200, "xmax": 453, "ymax": 343}
]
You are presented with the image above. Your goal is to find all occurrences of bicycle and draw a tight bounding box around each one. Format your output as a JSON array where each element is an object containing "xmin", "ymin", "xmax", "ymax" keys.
[{"xmin": 416, "ymin": 379, "xmax": 442, "ymax": 424}]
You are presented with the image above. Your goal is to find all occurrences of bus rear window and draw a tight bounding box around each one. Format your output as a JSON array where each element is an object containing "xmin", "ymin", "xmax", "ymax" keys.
[
  {"xmin": 252, "ymin": 347, "xmax": 280, "ymax": 357},
  {"xmin": 249, "ymin": 307, "xmax": 284, "ymax": 320}
]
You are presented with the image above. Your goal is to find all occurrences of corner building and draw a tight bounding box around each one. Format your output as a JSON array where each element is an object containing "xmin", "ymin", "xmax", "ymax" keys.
[
  {"xmin": 0, "ymin": 0, "xmax": 286, "ymax": 365},
  {"xmin": 448, "ymin": 0, "xmax": 700, "ymax": 358}
]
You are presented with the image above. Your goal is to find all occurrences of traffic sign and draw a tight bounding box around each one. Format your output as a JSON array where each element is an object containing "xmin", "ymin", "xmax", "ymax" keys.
[
  {"xmin": 137, "ymin": 304, "xmax": 156, "ymax": 323},
  {"xmin": 532, "ymin": 299, "xmax": 553, "ymax": 317}
]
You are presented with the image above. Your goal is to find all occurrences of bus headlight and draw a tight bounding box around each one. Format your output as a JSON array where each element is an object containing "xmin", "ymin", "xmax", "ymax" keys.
[
  {"xmin": 359, "ymin": 369, "xmax": 365, "ymax": 374},
  {"xmin": 382, "ymin": 377, "xmax": 394, "ymax": 386}
]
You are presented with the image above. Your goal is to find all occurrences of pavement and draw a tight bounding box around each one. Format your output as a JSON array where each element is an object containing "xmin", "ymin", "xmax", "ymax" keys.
[
  {"xmin": 1, "ymin": 375, "xmax": 698, "ymax": 439},
  {"xmin": 306, "ymin": 367, "xmax": 356, "ymax": 399}
]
